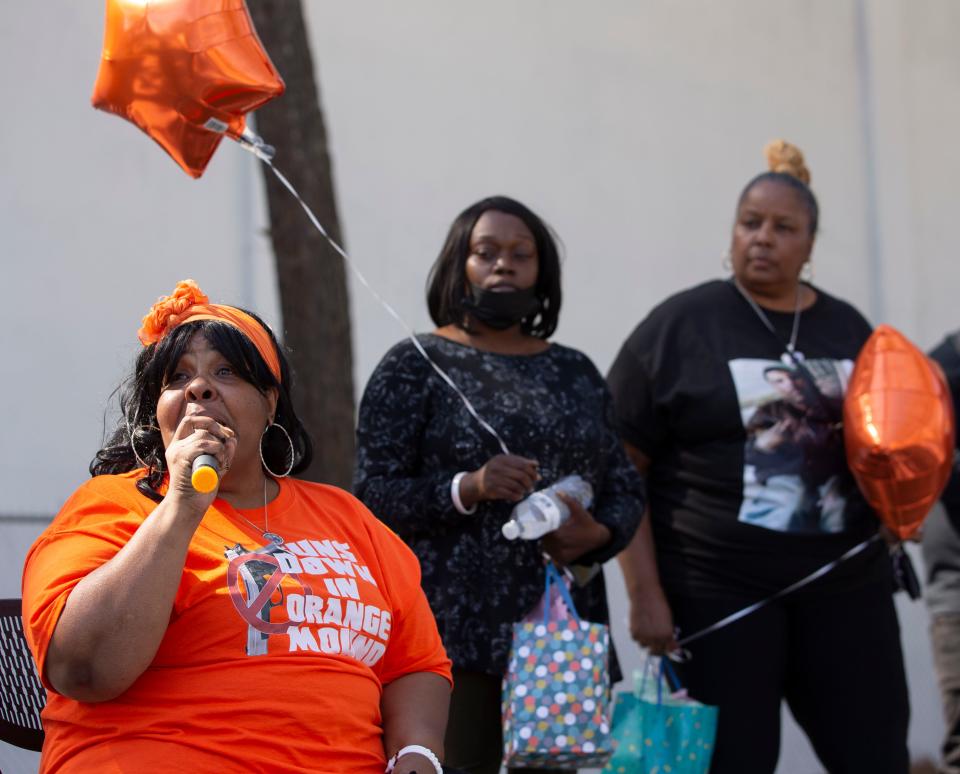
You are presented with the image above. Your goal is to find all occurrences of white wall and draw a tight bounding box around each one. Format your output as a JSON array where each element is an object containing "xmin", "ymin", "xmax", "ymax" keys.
[{"xmin": 2, "ymin": 2, "xmax": 958, "ymax": 771}]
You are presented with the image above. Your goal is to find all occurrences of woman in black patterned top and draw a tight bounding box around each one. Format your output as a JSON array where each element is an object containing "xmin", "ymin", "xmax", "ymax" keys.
[{"xmin": 354, "ymin": 196, "xmax": 644, "ymax": 774}]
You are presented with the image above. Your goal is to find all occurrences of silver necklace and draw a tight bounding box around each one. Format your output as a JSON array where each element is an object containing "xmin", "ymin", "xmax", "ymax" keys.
[
  {"xmin": 732, "ymin": 278, "xmax": 804, "ymax": 365},
  {"xmin": 233, "ymin": 478, "xmax": 284, "ymax": 545}
]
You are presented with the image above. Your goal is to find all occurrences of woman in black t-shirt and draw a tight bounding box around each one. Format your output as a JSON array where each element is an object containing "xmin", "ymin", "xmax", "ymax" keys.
[
  {"xmin": 354, "ymin": 196, "xmax": 644, "ymax": 774},
  {"xmin": 608, "ymin": 141, "xmax": 909, "ymax": 773}
]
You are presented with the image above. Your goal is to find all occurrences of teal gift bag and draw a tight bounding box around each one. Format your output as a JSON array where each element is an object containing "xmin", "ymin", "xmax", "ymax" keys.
[
  {"xmin": 603, "ymin": 657, "xmax": 717, "ymax": 774},
  {"xmin": 502, "ymin": 563, "xmax": 613, "ymax": 770}
]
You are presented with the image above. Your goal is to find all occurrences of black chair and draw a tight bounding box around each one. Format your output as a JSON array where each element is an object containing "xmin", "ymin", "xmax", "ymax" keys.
[{"xmin": 0, "ymin": 598, "xmax": 45, "ymax": 751}]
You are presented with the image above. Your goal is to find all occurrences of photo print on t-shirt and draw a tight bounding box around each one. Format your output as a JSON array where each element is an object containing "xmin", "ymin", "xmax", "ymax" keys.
[{"xmin": 728, "ymin": 357, "xmax": 855, "ymax": 534}]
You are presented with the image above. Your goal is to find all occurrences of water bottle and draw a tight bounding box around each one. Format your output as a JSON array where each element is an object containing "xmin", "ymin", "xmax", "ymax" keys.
[{"xmin": 501, "ymin": 475, "xmax": 594, "ymax": 541}]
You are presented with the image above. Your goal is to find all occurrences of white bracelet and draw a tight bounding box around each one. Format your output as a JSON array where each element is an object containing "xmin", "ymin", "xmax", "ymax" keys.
[
  {"xmin": 385, "ymin": 744, "xmax": 443, "ymax": 774},
  {"xmin": 450, "ymin": 471, "xmax": 477, "ymax": 515}
]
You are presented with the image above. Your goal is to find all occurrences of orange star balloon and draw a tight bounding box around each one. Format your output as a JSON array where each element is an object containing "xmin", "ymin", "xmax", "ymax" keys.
[
  {"xmin": 844, "ymin": 325, "xmax": 955, "ymax": 540},
  {"xmin": 91, "ymin": 0, "xmax": 284, "ymax": 178}
]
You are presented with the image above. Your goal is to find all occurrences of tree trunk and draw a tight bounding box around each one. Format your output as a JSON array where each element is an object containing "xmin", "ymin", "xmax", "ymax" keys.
[{"xmin": 247, "ymin": 0, "xmax": 355, "ymax": 488}]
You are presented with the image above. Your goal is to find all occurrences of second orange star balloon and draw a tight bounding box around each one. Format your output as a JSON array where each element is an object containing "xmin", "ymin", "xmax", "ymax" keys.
[
  {"xmin": 844, "ymin": 325, "xmax": 955, "ymax": 540},
  {"xmin": 91, "ymin": 0, "xmax": 284, "ymax": 178}
]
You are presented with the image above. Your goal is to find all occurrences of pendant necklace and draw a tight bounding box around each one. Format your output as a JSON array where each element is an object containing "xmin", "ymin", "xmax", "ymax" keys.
[
  {"xmin": 731, "ymin": 278, "xmax": 805, "ymax": 366},
  {"xmin": 233, "ymin": 478, "xmax": 284, "ymax": 545}
]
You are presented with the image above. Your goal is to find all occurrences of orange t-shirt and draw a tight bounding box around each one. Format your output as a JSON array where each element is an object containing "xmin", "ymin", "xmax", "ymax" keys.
[{"xmin": 22, "ymin": 472, "xmax": 452, "ymax": 773}]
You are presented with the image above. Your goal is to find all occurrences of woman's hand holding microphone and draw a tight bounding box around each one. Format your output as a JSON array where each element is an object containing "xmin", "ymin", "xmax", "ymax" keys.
[{"xmin": 164, "ymin": 415, "xmax": 237, "ymax": 518}]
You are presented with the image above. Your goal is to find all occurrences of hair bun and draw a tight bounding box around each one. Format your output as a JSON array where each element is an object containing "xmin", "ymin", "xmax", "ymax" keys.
[{"xmin": 763, "ymin": 139, "xmax": 811, "ymax": 185}]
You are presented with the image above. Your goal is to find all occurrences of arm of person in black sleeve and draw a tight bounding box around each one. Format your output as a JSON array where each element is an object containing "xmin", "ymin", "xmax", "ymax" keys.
[
  {"xmin": 606, "ymin": 325, "xmax": 669, "ymax": 455},
  {"xmin": 568, "ymin": 388, "xmax": 645, "ymax": 566},
  {"xmin": 929, "ymin": 333, "xmax": 960, "ymax": 523},
  {"xmin": 543, "ymin": 372, "xmax": 645, "ymax": 568},
  {"xmin": 606, "ymin": 322, "xmax": 678, "ymax": 654},
  {"xmin": 353, "ymin": 344, "xmax": 464, "ymax": 538}
]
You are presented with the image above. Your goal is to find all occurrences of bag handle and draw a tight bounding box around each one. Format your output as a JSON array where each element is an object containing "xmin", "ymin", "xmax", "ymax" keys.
[
  {"xmin": 635, "ymin": 656, "xmax": 683, "ymax": 705},
  {"xmin": 659, "ymin": 657, "xmax": 681, "ymax": 697},
  {"xmin": 635, "ymin": 655, "xmax": 655, "ymax": 699},
  {"xmin": 543, "ymin": 562, "xmax": 582, "ymax": 624}
]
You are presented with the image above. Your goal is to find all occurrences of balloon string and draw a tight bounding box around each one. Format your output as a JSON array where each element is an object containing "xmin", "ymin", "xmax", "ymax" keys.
[
  {"xmin": 674, "ymin": 534, "xmax": 882, "ymax": 651},
  {"xmin": 235, "ymin": 135, "xmax": 511, "ymax": 456}
]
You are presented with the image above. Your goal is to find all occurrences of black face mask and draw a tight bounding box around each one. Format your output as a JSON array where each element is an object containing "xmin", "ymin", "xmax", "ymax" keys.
[{"xmin": 462, "ymin": 284, "xmax": 541, "ymax": 330}]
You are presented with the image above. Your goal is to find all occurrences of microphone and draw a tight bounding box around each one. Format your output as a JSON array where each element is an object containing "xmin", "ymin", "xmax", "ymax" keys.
[{"xmin": 191, "ymin": 454, "xmax": 219, "ymax": 493}]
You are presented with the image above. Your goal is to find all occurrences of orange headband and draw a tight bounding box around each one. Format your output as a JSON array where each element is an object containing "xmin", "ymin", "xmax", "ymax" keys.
[{"xmin": 137, "ymin": 279, "xmax": 282, "ymax": 383}]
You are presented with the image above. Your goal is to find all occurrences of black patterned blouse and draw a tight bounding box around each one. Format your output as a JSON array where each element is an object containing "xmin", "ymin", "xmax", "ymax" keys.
[{"xmin": 353, "ymin": 334, "xmax": 645, "ymax": 677}]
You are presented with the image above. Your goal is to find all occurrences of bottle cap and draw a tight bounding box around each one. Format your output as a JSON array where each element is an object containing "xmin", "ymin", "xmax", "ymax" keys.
[{"xmin": 501, "ymin": 520, "xmax": 521, "ymax": 540}]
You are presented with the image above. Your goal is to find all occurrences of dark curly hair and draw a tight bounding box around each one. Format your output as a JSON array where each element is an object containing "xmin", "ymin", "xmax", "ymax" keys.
[
  {"xmin": 426, "ymin": 195, "xmax": 562, "ymax": 339},
  {"xmin": 91, "ymin": 314, "xmax": 313, "ymax": 501}
]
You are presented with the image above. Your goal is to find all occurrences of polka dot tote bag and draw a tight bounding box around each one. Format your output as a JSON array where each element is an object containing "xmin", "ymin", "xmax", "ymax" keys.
[{"xmin": 502, "ymin": 563, "xmax": 612, "ymax": 770}]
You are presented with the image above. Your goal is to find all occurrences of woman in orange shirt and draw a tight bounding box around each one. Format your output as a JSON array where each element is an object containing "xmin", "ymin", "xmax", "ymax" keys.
[{"xmin": 22, "ymin": 280, "xmax": 453, "ymax": 774}]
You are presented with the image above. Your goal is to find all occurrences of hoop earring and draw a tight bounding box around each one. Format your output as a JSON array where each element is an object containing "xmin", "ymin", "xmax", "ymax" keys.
[
  {"xmin": 721, "ymin": 251, "xmax": 733, "ymax": 272},
  {"xmin": 801, "ymin": 261, "xmax": 814, "ymax": 282},
  {"xmin": 260, "ymin": 421, "xmax": 295, "ymax": 478}
]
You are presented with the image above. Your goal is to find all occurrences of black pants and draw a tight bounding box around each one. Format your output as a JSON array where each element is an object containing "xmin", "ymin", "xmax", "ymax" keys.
[
  {"xmin": 444, "ymin": 669, "xmax": 572, "ymax": 774},
  {"xmin": 668, "ymin": 577, "xmax": 910, "ymax": 774},
  {"xmin": 931, "ymin": 613, "xmax": 960, "ymax": 774}
]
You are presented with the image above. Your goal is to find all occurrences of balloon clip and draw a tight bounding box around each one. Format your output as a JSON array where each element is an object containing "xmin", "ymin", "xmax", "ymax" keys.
[
  {"xmin": 204, "ymin": 117, "xmax": 230, "ymax": 134},
  {"xmin": 236, "ymin": 126, "xmax": 276, "ymax": 162}
]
